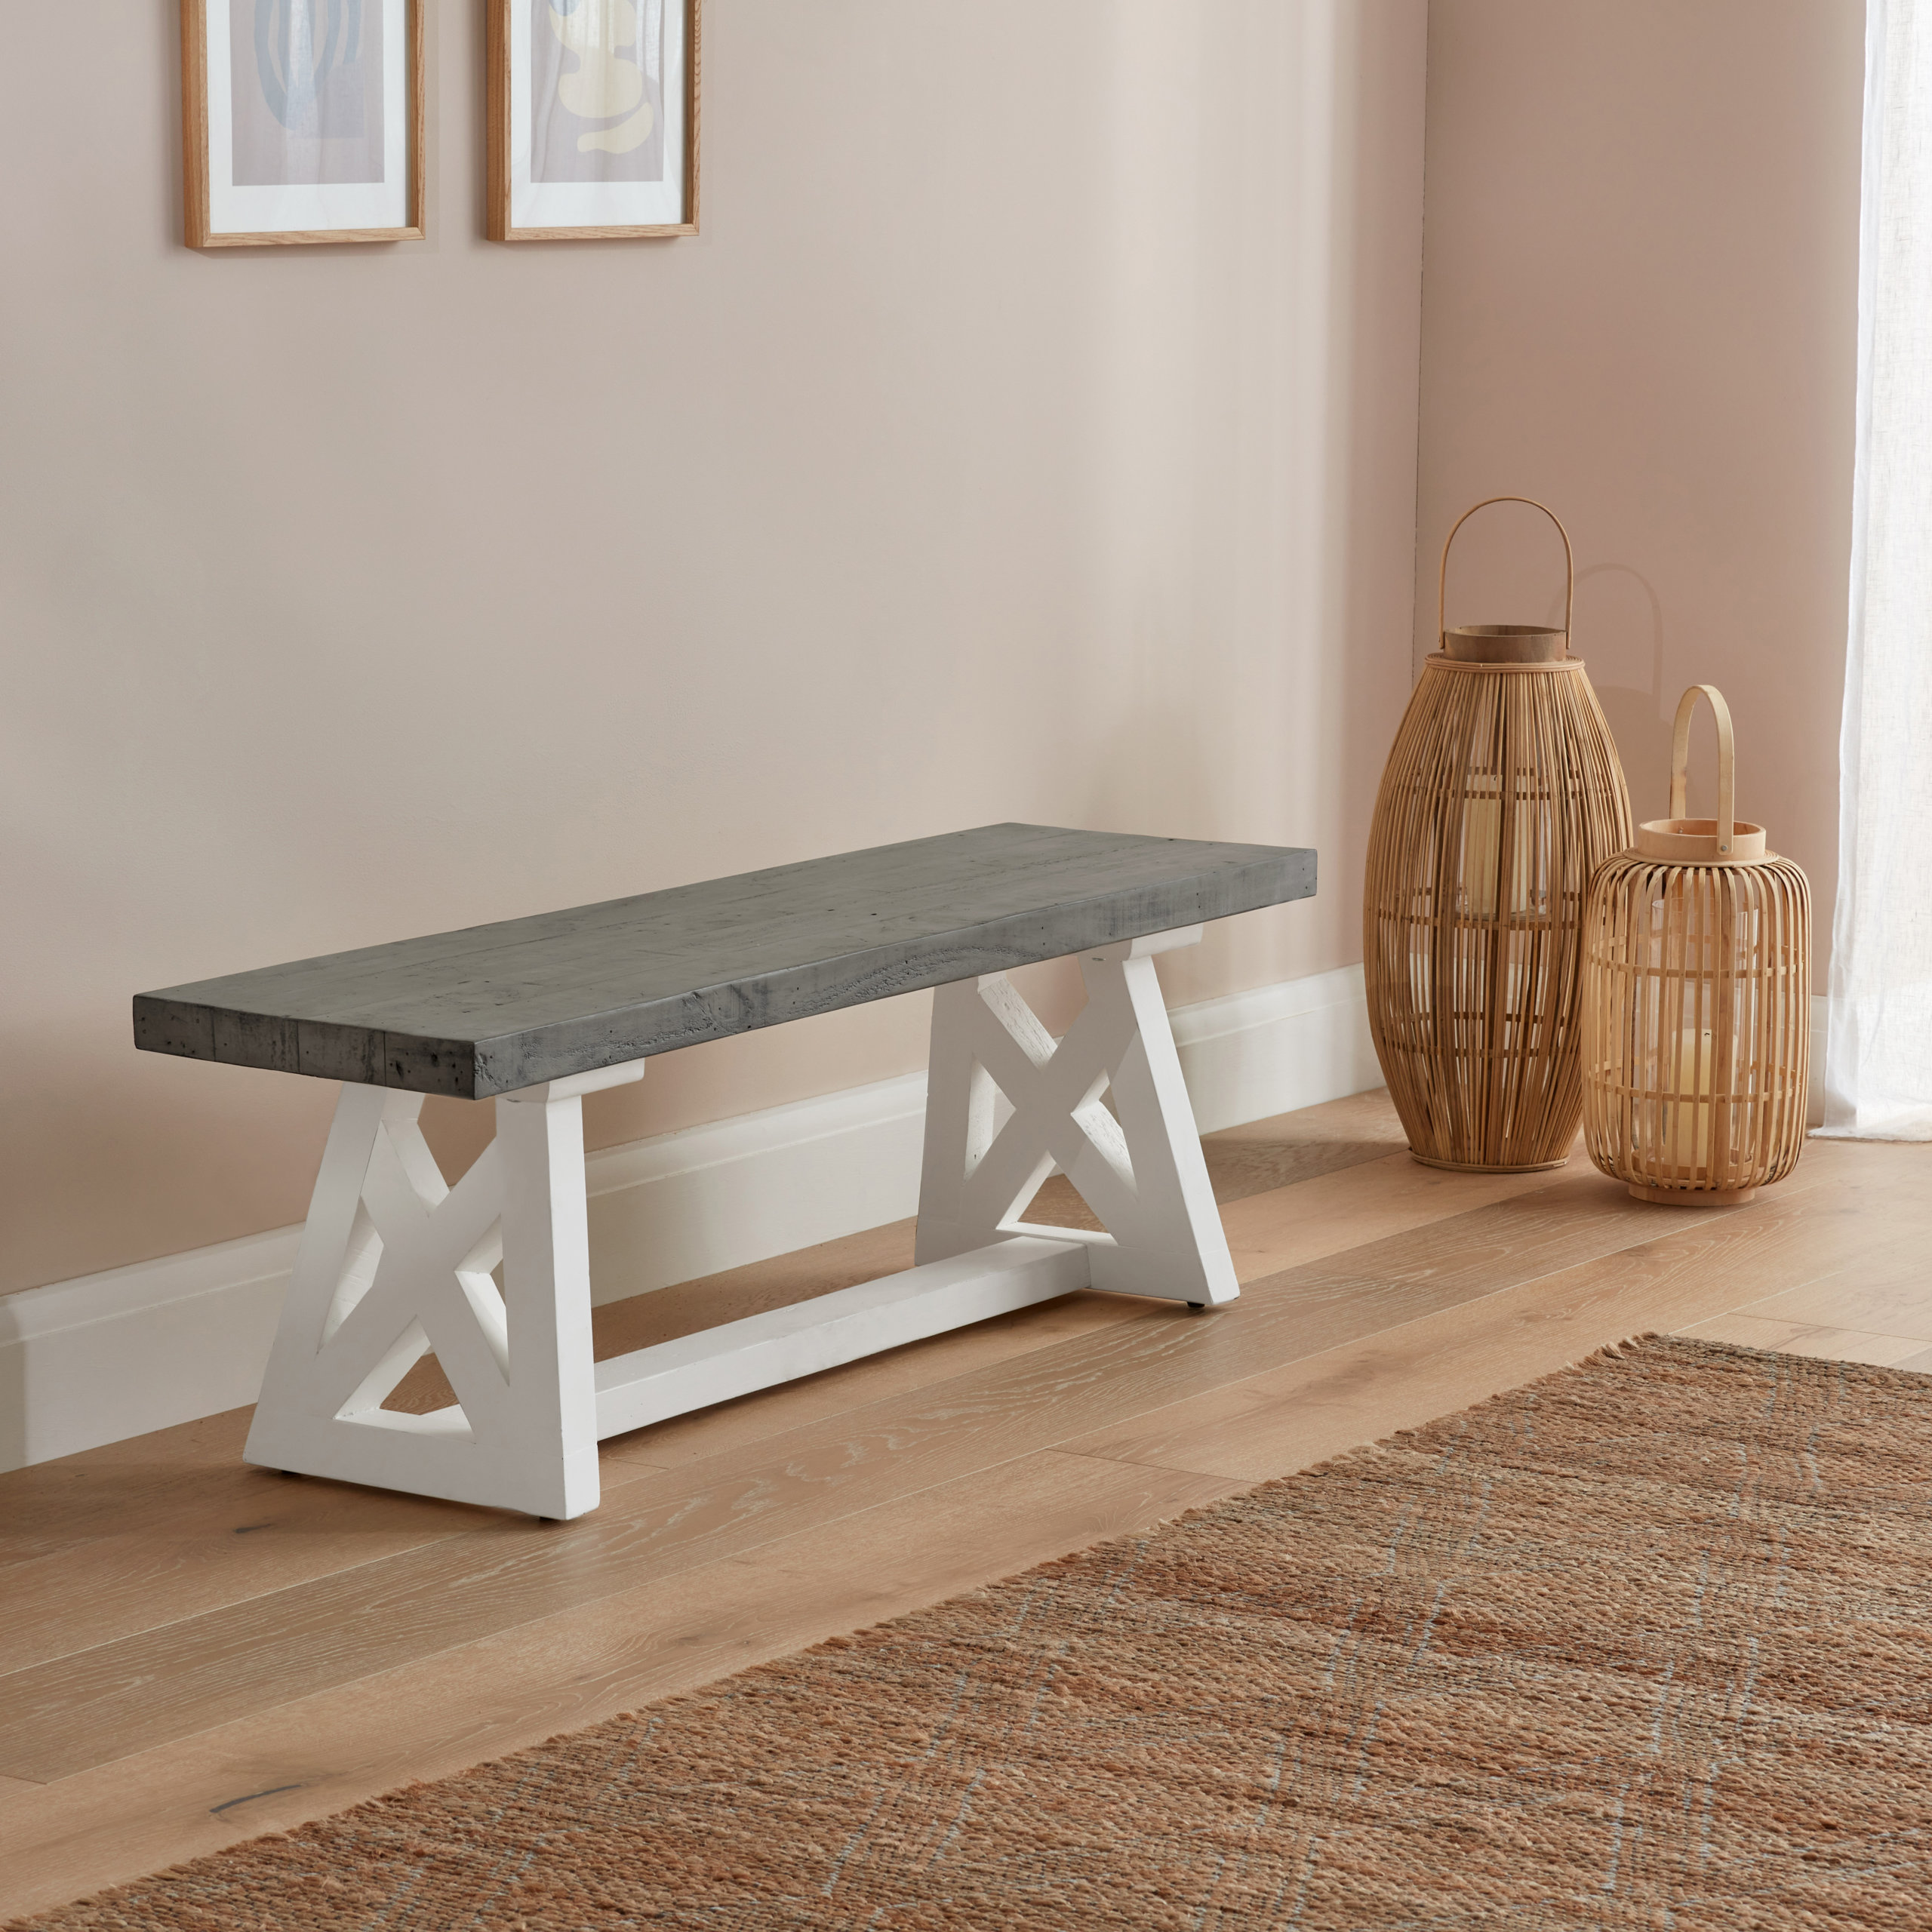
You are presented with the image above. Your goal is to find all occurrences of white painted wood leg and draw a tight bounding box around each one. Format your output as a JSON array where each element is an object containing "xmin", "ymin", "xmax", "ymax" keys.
[
  {"xmin": 914, "ymin": 926, "xmax": 1238, "ymax": 1307},
  {"xmin": 242, "ymin": 1065, "xmax": 643, "ymax": 1520}
]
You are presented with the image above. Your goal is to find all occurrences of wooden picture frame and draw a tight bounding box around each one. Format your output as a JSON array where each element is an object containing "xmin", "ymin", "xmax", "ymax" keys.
[
  {"xmin": 488, "ymin": 0, "xmax": 701, "ymax": 242},
  {"xmin": 180, "ymin": 0, "xmax": 424, "ymax": 248}
]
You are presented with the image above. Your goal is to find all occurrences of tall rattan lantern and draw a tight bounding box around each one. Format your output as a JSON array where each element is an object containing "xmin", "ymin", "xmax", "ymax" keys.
[
  {"xmin": 1582, "ymin": 685, "xmax": 1810, "ymax": 1206},
  {"xmin": 1364, "ymin": 497, "xmax": 1632, "ymax": 1171}
]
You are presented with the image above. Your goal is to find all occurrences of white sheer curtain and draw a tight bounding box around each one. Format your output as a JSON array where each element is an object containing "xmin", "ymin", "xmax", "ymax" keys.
[{"xmin": 1823, "ymin": 0, "xmax": 1932, "ymax": 1140}]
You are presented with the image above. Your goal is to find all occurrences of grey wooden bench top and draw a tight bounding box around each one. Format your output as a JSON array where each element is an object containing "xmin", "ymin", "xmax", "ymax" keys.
[{"xmin": 134, "ymin": 823, "xmax": 1315, "ymax": 1099}]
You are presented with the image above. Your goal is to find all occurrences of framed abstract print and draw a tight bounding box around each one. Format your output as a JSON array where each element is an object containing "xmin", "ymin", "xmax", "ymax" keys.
[
  {"xmin": 180, "ymin": 0, "xmax": 424, "ymax": 248},
  {"xmin": 488, "ymin": 0, "xmax": 700, "ymax": 242}
]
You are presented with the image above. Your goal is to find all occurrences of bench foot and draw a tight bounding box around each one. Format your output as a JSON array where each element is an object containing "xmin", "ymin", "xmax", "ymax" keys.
[
  {"xmin": 913, "ymin": 930, "xmax": 1239, "ymax": 1309},
  {"xmin": 242, "ymin": 1066, "xmax": 641, "ymax": 1521}
]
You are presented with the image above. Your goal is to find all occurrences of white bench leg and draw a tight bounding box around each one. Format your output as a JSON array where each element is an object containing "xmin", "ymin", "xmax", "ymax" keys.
[
  {"xmin": 242, "ymin": 1065, "xmax": 641, "ymax": 1520},
  {"xmin": 914, "ymin": 928, "xmax": 1238, "ymax": 1307}
]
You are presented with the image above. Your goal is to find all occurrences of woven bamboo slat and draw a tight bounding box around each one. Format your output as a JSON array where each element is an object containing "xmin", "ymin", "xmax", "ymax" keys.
[
  {"xmin": 1582, "ymin": 685, "xmax": 1810, "ymax": 1206},
  {"xmin": 1364, "ymin": 499, "xmax": 1632, "ymax": 1172}
]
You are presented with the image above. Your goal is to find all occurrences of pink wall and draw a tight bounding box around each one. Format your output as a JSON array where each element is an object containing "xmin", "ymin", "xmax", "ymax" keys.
[
  {"xmin": 1416, "ymin": 0, "xmax": 1865, "ymax": 955},
  {"xmin": 0, "ymin": 4, "xmax": 1427, "ymax": 1296}
]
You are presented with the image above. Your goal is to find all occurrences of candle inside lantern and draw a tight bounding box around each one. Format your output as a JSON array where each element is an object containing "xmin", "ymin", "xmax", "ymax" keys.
[
  {"xmin": 1461, "ymin": 783, "xmax": 1540, "ymax": 921},
  {"xmin": 1663, "ymin": 1027, "xmax": 1715, "ymax": 1173},
  {"xmin": 1463, "ymin": 790, "xmax": 1501, "ymax": 918}
]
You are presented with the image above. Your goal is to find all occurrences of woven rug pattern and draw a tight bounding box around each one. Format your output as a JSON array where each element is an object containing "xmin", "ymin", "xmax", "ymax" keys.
[{"xmin": 21, "ymin": 1336, "xmax": 1932, "ymax": 1929}]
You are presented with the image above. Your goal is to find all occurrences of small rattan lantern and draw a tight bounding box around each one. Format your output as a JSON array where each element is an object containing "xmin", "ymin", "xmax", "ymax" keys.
[
  {"xmin": 1581, "ymin": 685, "xmax": 1810, "ymax": 1205},
  {"xmin": 1364, "ymin": 497, "xmax": 1632, "ymax": 1172}
]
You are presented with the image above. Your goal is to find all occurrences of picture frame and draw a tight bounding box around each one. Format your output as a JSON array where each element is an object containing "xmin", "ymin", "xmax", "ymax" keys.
[
  {"xmin": 180, "ymin": 0, "xmax": 425, "ymax": 248},
  {"xmin": 488, "ymin": 0, "xmax": 701, "ymax": 242}
]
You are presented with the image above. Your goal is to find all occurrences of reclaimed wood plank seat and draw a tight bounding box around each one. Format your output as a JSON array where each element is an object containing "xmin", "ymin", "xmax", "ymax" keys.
[{"xmin": 135, "ymin": 824, "xmax": 1316, "ymax": 1518}]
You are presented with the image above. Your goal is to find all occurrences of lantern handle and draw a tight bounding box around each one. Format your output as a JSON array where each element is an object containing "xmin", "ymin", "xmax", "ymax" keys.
[
  {"xmin": 1438, "ymin": 497, "xmax": 1576, "ymax": 651},
  {"xmin": 1669, "ymin": 684, "xmax": 1738, "ymax": 857}
]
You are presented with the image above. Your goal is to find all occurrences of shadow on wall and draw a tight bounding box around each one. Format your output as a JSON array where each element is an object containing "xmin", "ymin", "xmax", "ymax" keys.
[
  {"xmin": 0, "ymin": 1303, "xmax": 21, "ymax": 1471},
  {"xmin": 1432, "ymin": 505, "xmax": 1679, "ymax": 830},
  {"xmin": 1075, "ymin": 0, "xmax": 1422, "ymax": 931},
  {"xmin": 1577, "ymin": 560, "xmax": 1672, "ymax": 824}
]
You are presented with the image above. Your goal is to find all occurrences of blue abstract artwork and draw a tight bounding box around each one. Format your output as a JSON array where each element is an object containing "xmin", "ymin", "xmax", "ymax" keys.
[{"xmin": 229, "ymin": 0, "xmax": 385, "ymax": 186}]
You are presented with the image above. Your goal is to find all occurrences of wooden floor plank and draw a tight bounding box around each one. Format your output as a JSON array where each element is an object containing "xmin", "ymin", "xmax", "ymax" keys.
[
  {"xmin": 0, "ymin": 1416, "xmax": 675, "ymax": 1680},
  {"xmin": 1677, "ymin": 1312, "xmax": 1932, "ymax": 1367},
  {"xmin": 0, "ymin": 1451, "xmax": 1235, "ymax": 1924},
  {"xmin": 1214, "ymin": 1147, "xmax": 1583, "ymax": 1284},
  {"xmin": 1198, "ymin": 1088, "xmax": 1413, "ymax": 1199},
  {"xmin": 1724, "ymin": 1226, "xmax": 1932, "ymax": 1339},
  {"xmin": 1, "ymin": 1410, "xmax": 299, "ymax": 1557},
  {"xmin": 1057, "ymin": 1140, "xmax": 1932, "ymax": 1482},
  {"xmin": 0, "ymin": 1517, "xmax": 467, "ymax": 1683}
]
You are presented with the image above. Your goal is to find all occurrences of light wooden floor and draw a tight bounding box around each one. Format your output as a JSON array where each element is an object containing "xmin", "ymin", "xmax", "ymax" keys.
[{"xmin": 3, "ymin": 1089, "xmax": 1928, "ymax": 1920}]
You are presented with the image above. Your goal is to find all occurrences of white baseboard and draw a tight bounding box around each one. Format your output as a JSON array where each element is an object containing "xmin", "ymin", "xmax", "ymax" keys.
[
  {"xmin": 0, "ymin": 1227, "xmax": 300, "ymax": 1477},
  {"xmin": 1169, "ymin": 963, "xmax": 1380, "ymax": 1134},
  {"xmin": 583, "ymin": 1074, "xmax": 931, "ymax": 1310},
  {"xmin": 0, "ymin": 964, "xmax": 1379, "ymax": 1472}
]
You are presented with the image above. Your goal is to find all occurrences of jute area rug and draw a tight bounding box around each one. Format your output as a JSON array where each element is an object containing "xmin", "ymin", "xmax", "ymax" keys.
[{"xmin": 22, "ymin": 1335, "xmax": 1932, "ymax": 1930}]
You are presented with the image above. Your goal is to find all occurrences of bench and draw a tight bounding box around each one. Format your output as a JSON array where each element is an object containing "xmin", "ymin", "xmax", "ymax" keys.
[{"xmin": 135, "ymin": 823, "xmax": 1316, "ymax": 1518}]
